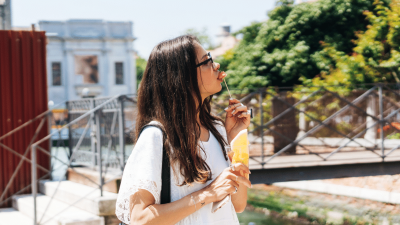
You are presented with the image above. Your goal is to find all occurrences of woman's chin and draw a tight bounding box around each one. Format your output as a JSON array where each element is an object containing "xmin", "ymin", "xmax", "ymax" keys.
[
  {"xmin": 215, "ymin": 85, "xmax": 223, "ymax": 94},
  {"xmin": 204, "ymin": 85, "xmax": 223, "ymax": 97}
]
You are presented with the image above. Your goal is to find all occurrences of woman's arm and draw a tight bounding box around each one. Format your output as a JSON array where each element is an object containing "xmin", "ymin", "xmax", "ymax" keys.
[
  {"xmin": 223, "ymin": 98, "xmax": 252, "ymax": 212},
  {"xmin": 230, "ymin": 168, "xmax": 249, "ymax": 213},
  {"xmin": 129, "ymin": 167, "xmax": 251, "ymax": 225},
  {"xmin": 129, "ymin": 188, "xmax": 212, "ymax": 225}
]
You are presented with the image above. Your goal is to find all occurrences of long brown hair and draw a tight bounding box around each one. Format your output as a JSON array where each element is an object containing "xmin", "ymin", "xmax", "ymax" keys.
[{"xmin": 135, "ymin": 35, "xmax": 227, "ymax": 186}]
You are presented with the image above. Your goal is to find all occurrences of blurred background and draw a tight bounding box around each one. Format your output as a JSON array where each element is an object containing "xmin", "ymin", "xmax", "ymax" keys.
[{"xmin": 1, "ymin": 0, "xmax": 400, "ymax": 224}]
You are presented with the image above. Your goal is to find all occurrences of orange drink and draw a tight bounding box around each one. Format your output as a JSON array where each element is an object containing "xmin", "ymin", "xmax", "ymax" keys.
[{"xmin": 230, "ymin": 129, "xmax": 249, "ymax": 178}]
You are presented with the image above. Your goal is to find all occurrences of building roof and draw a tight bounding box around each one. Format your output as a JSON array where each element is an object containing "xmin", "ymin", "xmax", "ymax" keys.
[{"xmin": 39, "ymin": 19, "xmax": 135, "ymax": 40}]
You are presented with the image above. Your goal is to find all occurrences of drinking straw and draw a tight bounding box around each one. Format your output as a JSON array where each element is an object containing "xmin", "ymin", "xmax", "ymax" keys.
[{"xmin": 223, "ymin": 78, "xmax": 232, "ymax": 99}]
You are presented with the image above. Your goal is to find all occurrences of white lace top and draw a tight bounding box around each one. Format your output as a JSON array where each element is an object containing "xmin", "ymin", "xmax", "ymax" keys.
[{"xmin": 116, "ymin": 121, "xmax": 240, "ymax": 225}]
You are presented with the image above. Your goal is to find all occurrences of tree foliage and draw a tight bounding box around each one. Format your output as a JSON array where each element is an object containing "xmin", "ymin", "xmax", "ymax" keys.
[
  {"xmin": 220, "ymin": 0, "xmax": 385, "ymax": 90},
  {"xmin": 309, "ymin": 0, "xmax": 400, "ymax": 86},
  {"xmin": 136, "ymin": 55, "xmax": 147, "ymax": 88}
]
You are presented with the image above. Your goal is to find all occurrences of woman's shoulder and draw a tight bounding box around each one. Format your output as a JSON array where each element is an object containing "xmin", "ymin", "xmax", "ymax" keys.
[
  {"xmin": 130, "ymin": 122, "xmax": 164, "ymax": 160},
  {"xmin": 137, "ymin": 121, "xmax": 164, "ymax": 142}
]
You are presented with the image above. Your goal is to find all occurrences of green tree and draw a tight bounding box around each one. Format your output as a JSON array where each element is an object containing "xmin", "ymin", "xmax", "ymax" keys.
[
  {"xmin": 221, "ymin": 0, "xmax": 387, "ymax": 91},
  {"xmin": 136, "ymin": 55, "xmax": 147, "ymax": 88},
  {"xmin": 311, "ymin": 0, "xmax": 400, "ymax": 86}
]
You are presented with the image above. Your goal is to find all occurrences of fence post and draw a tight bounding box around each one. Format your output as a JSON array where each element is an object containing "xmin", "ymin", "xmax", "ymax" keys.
[
  {"xmin": 47, "ymin": 112, "xmax": 53, "ymax": 180},
  {"xmin": 66, "ymin": 101, "xmax": 73, "ymax": 159},
  {"xmin": 260, "ymin": 89, "xmax": 264, "ymax": 168},
  {"xmin": 118, "ymin": 96, "xmax": 126, "ymax": 170},
  {"xmin": 365, "ymin": 94, "xmax": 377, "ymax": 142},
  {"xmin": 31, "ymin": 144, "xmax": 37, "ymax": 225},
  {"xmin": 379, "ymin": 85, "xmax": 385, "ymax": 160},
  {"xmin": 297, "ymin": 96, "xmax": 306, "ymax": 139},
  {"xmin": 95, "ymin": 110, "xmax": 103, "ymax": 196},
  {"xmin": 90, "ymin": 99, "xmax": 96, "ymax": 168}
]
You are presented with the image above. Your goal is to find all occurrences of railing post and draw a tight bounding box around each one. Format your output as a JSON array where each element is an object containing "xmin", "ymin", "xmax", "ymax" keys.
[
  {"xmin": 47, "ymin": 112, "xmax": 53, "ymax": 180},
  {"xmin": 90, "ymin": 99, "xmax": 96, "ymax": 168},
  {"xmin": 379, "ymin": 85, "xmax": 385, "ymax": 160},
  {"xmin": 95, "ymin": 110, "xmax": 103, "ymax": 196},
  {"xmin": 365, "ymin": 94, "xmax": 377, "ymax": 143},
  {"xmin": 260, "ymin": 89, "xmax": 264, "ymax": 168},
  {"xmin": 297, "ymin": 96, "xmax": 306, "ymax": 139},
  {"xmin": 66, "ymin": 101, "xmax": 73, "ymax": 159},
  {"xmin": 31, "ymin": 144, "xmax": 37, "ymax": 225},
  {"xmin": 118, "ymin": 96, "xmax": 126, "ymax": 170}
]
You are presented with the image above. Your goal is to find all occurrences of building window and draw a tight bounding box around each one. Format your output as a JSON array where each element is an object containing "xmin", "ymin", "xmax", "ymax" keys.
[
  {"xmin": 115, "ymin": 62, "xmax": 124, "ymax": 85},
  {"xmin": 52, "ymin": 62, "xmax": 62, "ymax": 86},
  {"xmin": 75, "ymin": 55, "xmax": 98, "ymax": 84}
]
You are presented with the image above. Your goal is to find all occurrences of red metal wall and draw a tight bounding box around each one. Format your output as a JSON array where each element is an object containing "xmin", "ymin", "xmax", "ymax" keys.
[{"xmin": 0, "ymin": 30, "xmax": 50, "ymax": 207}]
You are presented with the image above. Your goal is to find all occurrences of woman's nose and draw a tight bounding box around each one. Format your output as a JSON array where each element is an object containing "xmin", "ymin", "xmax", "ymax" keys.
[{"xmin": 213, "ymin": 62, "xmax": 220, "ymax": 71}]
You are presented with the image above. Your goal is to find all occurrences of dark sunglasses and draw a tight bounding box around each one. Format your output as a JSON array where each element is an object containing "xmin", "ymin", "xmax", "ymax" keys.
[{"xmin": 196, "ymin": 52, "xmax": 213, "ymax": 67}]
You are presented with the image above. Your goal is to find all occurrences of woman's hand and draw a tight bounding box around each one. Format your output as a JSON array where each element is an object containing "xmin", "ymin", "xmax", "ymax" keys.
[
  {"xmin": 204, "ymin": 163, "xmax": 251, "ymax": 202},
  {"xmin": 224, "ymin": 98, "xmax": 251, "ymax": 143}
]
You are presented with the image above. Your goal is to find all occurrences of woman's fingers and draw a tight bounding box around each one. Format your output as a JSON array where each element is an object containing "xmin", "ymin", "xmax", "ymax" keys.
[
  {"xmin": 224, "ymin": 102, "xmax": 244, "ymax": 112},
  {"xmin": 227, "ymin": 179, "xmax": 240, "ymax": 194},
  {"xmin": 225, "ymin": 164, "xmax": 252, "ymax": 188},
  {"xmin": 225, "ymin": 102, "xmax": 242, "ymax": 111},
  {"xmin": 230, "ymin": 163, "xmax": 251, "ymax": 175},
  {"xmin": 231, "ymin": 105, "xmax": 247, "ymax": 116},
  {"xmin": 229, "ymin": 98, "xmax": 240, "ymax": 105},
  {"xmin": 238, "ymin": 110, "xmax": 252, "ymax": 119},
  {"xmin": 229, "ymin": 174, "xmax": 251, "ymax": 188}
]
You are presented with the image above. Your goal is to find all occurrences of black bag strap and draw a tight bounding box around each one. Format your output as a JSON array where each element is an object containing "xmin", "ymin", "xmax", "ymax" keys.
[
  {"xmin": 138, "ymin": 123, "xmax": 171, "ymax": 204},
  {"xmin": 119, "ymin": 123, "xmax": 171, "ymax": 225}
]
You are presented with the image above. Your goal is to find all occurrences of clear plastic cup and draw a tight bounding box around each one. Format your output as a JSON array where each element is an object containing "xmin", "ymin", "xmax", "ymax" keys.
[{"xmin": 226, "ymin": 145, "xmax": 250, "ymax": 179}]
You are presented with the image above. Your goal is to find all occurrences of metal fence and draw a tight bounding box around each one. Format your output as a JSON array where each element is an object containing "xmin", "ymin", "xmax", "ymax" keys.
[
  {"xmin": 66, "ymin": 96, "xmax": 135, "ymax": 170},
  {"xmin": 0, "ymin": 94, "xmax": 136, "ymax": 224},
  {"xmin": 2, "ymin": 83, "xmax": 400, "ymax": 224},
  {"xmin": 212, "ymin": 83, "xmax": 400, "ymax": 169}
]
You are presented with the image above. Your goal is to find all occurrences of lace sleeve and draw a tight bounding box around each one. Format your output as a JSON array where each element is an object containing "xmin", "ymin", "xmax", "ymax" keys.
[{"xmin": 115, "ymin": 126, "xmax": 163, "ymax": 224}]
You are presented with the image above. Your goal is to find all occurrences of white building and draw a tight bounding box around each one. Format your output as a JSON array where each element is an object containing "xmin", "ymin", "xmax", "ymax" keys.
[
  {"xmin": 0, "ymin": 0, "xmax": 12, "ymax": 30},
  {"xmin": 39, "ymin": 19, "xmax": 137, "ymax": 104}
]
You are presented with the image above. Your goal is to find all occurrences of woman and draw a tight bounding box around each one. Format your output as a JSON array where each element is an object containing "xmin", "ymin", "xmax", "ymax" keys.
[{"xmin": 116, "ymin": 35, "xmax": 252, "ymax": 225}]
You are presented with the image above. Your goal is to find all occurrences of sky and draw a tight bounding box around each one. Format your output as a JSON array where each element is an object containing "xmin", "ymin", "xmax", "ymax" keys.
[{"xmin": 11, "ymin": 0, "xmax": 276, "ymax": 59}]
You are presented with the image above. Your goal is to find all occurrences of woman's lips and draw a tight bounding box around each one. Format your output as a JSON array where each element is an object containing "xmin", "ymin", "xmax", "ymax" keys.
[{"xmin": 217, "ymin": 71, "xmax": 227, "ymax": 81}]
